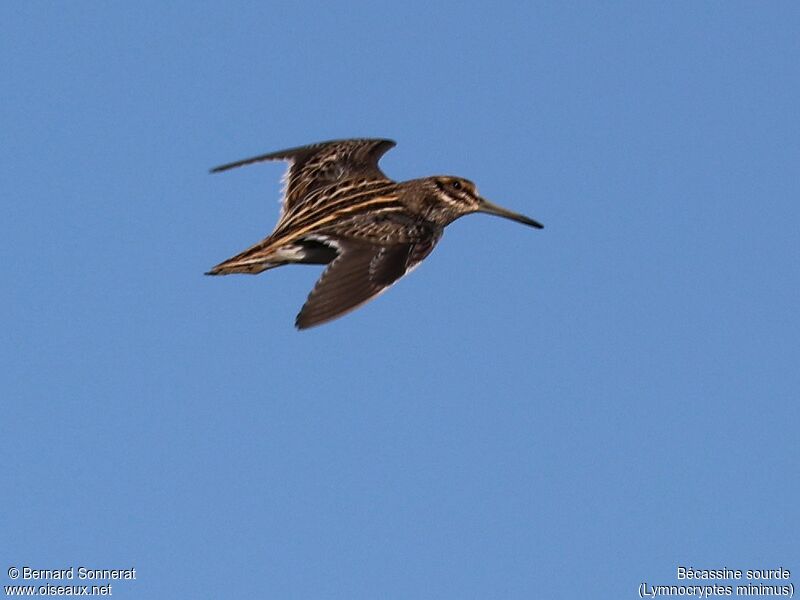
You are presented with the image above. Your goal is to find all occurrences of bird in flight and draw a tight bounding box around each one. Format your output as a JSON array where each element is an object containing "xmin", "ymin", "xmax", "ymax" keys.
[{"xmin": 207, "ymin": 138, "xmax": 543, "ymax": 329}]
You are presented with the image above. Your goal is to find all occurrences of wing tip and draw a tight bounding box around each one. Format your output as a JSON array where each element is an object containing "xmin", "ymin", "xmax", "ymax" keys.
[
  {"xmin": 209, "ymin": 138, "xmax": 397, "ymax": 174},
  {"xmin": 294, "ymin": 308, "xmax": 322, "ymax": 330},
  {"xmin": 208, "ymin": 156, "xmax": 272, "ymax": 174}
]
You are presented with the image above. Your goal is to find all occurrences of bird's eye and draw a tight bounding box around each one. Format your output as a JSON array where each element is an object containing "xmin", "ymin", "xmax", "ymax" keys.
[{"xmin": 451, "ymin": 180, "xmax": 462, "ymax": 190}]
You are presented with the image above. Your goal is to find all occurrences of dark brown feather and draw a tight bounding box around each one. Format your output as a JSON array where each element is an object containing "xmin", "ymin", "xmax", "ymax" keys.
[
  {"xmin": 295, "ymin": 241, "xmax": 413, "ymax": 329},
  {"xmin": 295, "ymin": 216, "xmax": 441, "ymax": 329},
  {"xmin": 211, "ymin": 138, "xmax": 396, "ymax": 215}
]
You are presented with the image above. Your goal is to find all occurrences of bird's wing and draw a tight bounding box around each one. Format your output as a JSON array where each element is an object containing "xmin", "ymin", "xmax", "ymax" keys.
[
  {"xmin": 295, "ymin": 224, "xmax": 440, "ymax": 330},
  {"xmin": 210, "ymin": 138, "xmax": 397, "ymax": 214}
]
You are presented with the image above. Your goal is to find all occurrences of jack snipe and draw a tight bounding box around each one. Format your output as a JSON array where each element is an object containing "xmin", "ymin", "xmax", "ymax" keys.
[{"xmin": 208, "ymin": 138, "xmax": 543, "ymax": 329}]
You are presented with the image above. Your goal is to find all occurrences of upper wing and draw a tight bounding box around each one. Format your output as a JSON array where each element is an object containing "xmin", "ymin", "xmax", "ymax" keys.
[{"xmin": 210, "ymin": 138, "xmax": 397, "ymax": 214}]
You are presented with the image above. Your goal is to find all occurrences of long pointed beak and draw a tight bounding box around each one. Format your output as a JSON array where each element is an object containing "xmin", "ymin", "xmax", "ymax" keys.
[{"xmin": 477, "ymin": 198, "xmax": 543, "ymax": 229}]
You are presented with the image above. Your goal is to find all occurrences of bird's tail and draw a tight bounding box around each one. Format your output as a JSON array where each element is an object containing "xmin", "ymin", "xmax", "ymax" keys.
[
  {"xmin": 205, "ymin": 258, "xmax": 281, "ymax": 276},
  {"xmin": 205, "ymin": 241, "xmax": 282, "ymax": 275},
  {"xmin": 206, "ymin": 237, "xmax": 338, "ymax": 276}
]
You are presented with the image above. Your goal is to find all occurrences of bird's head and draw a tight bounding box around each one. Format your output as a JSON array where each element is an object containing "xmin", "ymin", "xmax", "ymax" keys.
[{"xmin": 422, "ymin": 176, "xmax": 544, "ymax": 229}]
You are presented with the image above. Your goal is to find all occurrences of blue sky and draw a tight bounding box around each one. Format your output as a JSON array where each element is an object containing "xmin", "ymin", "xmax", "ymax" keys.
[{"xmin": 2, "ymin": 2, "xmax": 798, "ymax": 598}]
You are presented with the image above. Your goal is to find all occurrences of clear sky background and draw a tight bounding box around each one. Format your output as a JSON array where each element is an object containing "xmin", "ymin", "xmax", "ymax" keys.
[{"xmin": 2, "ymin": 2, "xmax": 798, "ymax": 598}]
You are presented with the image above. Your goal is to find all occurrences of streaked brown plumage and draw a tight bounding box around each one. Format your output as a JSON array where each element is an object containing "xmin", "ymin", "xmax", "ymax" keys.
[{"xmin": 207, "ymin": 138, "xmax": 543, "ymax": 329}]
